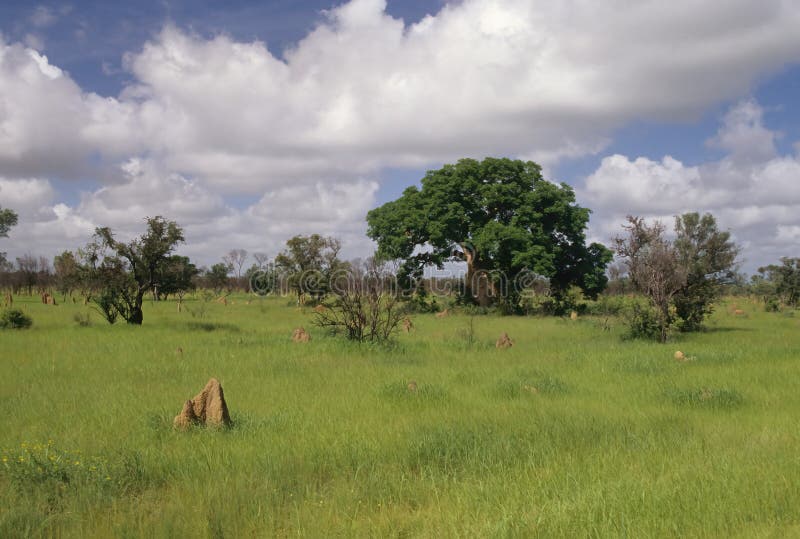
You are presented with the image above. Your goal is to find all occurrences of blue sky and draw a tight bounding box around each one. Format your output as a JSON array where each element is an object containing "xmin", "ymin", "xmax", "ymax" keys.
[{"xmin": 0, "ymin": 0, "xmax": 799, "ymax": 272}]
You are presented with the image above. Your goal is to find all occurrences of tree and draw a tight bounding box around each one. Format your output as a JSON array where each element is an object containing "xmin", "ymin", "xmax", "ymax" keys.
[
  {"xmin": 223, "ymin": 249, "xmax": 248, "ymax": 280},
  {"xmin": 614, "ymin": 216, "xmax": 687, "ymax": 342},
  {"xmin": 275, "ymin": 234, "xmax": 346, "ymax": 303},
  {"xmin": 15, "ymin": 254, "xmax": 40, "ymax": 295},
  {"xmin": 156, "ymin": 255, "xmax": 199, "ymax": 310},
  {"xmin": 672, "ymin": 212, "xmax": 739, "ymax": 331},
  {"xmin": 757, "ymin": 257, "xmax": 800, "ymax": 308},
  {"xmin": 366, "ymin": 157, "xmax": 611, "ymax": 311},
  {"xmin": 87, "ymin": 216, "xmax": 185, "ymax": 324},
  {"xmin": 0, "ymin": 206, "xmax": 19, "ymax": 270},
  {"xmin": 253, "ymin": 252, "xmax": 270, "ymax": 269},
  {"xmin": 0, "ymin": 206, "xmax": 18, "ymax": 238},
  {"xmin": 206, "ymin": 263, "xmax": 230, "ymax": 294},
  {"xmin": 313, "ymin": 257, "xmax": 404, "ymax": 342},
  {"xmin": 54, "ymin": 251, "xmax": 81, "ymax": 299}
]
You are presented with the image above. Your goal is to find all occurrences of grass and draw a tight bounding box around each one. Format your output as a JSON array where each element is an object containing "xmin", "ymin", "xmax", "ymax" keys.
[{"xmin": 1, "ymin": 294, "xmax": 799, "ymax": 537}]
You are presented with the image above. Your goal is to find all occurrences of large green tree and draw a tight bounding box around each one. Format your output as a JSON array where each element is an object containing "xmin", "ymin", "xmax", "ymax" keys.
[
  {"xmin": 672, "ymin": 212, "xmax": 739, "ymax": 330},
  {"xmin": 366, "ymin": 158, "xmax": 611, "ymax": 310},
  {"xmin": 85, "ymin": 216, "xmax": 185, "ymax": 324}
]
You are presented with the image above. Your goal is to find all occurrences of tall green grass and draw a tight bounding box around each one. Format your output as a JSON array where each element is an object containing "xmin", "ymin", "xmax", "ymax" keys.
[{"xmin": 1, "ymin": 295, "xmax": 799, "ymax": 537}]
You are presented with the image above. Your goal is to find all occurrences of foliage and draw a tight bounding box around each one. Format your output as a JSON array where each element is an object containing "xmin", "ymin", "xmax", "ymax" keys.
[
  {"xmin": 313, "ymin": 259, "xmax": 403, "ymax": 342},
  {"xmin": 53, "ymin": 251, "xmax": 81, "ymax": 298},
  {"xmin": 672, "ymin": 212, "xmax": 739, "ymax": 331},
  {"xmin": 276, "ymin": 234, "xmax": 346, "ymax": 303},
  {"xmin": 246, "ymin": 262, "xmax": 279, "ymax": 296},
  {"xmin": 0, "ymin": 308, "xmax": 32, "ymax": 329},
  {"xmin": 622, "ymin": 301, "xmax": 664, "ymax": 341},
  {"xmin": 757, "ymin": 257, "xmax": 800, "ymax": 308},
  {"xmin": 206, "ymin": 263, "xmax": 231, "ymax": 294},
  {"xmin": 614, "ymin": 216, "xmax": 686, "ymax": 342},
  {"xmin": 156, "ymin": 255, "xmax": 199, "ymax": 299},
  {"xmin": 0, "ymin": 206, "xmax": 18, "ymax": 270},
  {"xmin": 1, "ymin": 440, "xmax": 112, "ymax": 493},
  {"xmin": 0, "ymin": 206, "xmax": 18, "ymax": 238},
  {"xmin": 583, "ymin": 294, "xmax": 631, "ymax": 317},
  {"xmin": 366, "ymin": 157, "xmax": 612, "ymax": 312},
  {"xmin": 81, "ymin": 216, "xmax": 185, "ymax": 325}
]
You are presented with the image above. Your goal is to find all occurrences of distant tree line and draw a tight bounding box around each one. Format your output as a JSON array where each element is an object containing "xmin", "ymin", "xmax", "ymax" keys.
[{"xmin": 1, "ymin": 157, "xmax": 798, "ymax": 335}]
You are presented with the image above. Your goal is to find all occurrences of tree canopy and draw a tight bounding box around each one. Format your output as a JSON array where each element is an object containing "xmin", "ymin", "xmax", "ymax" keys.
[
  {"xmin": 757, "ymin": 257, "xmax": 800, "ymax": 308},
  {"xmin": 0, "ymin": 206, "xmax": 18, "ymax": 269},
  {"xmin": 0, "ymin": 206, "xmax": 18, "ymax": 238},
  {"xmin": 275, "ymin": 234, "xmax": 345, "ymax": 303},
  {"xmin": 83, "ymin": 216, "xmax": 185, "ymax": 324},
  {"xmin": 673, "ymin": 212, "xmax": 739, "ymax": 330},
  {"xmin": 366, "ymin": 157, "xmax": 611, "ymax": 310}
]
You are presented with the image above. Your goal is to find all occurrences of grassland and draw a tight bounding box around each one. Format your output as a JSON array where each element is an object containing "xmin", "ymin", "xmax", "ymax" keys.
[{"xmin": 1, "ymin": 294, "xmax": 799, "ymax": 537}]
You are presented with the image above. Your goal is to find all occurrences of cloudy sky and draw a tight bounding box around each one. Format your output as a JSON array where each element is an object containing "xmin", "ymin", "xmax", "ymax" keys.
[{"xmin": 0, "ymin": 0, "xmax": 799, "ymax": 273}]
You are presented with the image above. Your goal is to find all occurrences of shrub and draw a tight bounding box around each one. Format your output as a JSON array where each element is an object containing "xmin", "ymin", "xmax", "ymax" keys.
[
  {"xmin": 622, "ymin": 302, "xmax": 663, "ymax": 341},
  {"xmin": 314, "ymin": 259, "xmax": 403, "ymax": 343},
  {"xmin": 0, "ymin": 308, "xmax": 32, "ymax": 329},
  {"xmin": 584, "ymin": 294, "xmax": 629, "ymax": 316},
  {"xmin": 73, "ymin": 312, "xmax": 92, "ymax": 327},
  {"xmin": 764, "ymin": 297, "xmax": 781, "ymax": 312}
]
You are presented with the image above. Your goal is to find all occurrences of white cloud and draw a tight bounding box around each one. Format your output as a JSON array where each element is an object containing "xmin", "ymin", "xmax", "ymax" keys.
[
  {"xmin": 581, "ymin": 100, "xmax": 800, "ymax": 271},
  {"xmin": 1, "ymin": 0, "xmax": 800, "ymax": 267}
]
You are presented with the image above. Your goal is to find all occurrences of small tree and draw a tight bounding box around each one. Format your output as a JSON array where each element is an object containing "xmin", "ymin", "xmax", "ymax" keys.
[
  {"xmin": 15, "ymin": 254, "xmax": 40, "ymax": 295},
  {"xmin": 313, "ymin": 258, "xmax": 403, "ymax": 342},
  {"xmin": 85, "ymin": 216, "xmax": 185, "ymax": 325},
  {"xmin": 253, "ymin": 252, "xmax": 270, "ymax": 269},
  {"xmin": 157, "ymin": 255, "xmax": 199, "ymax": 311},
  {"xmin": 672, "ymin": 212, "xmax": 738, "ymax": 331},
  {"xmin": 223, "ymin": 249, "xmax": 248, "ymax": 287},
  {"xmin": 206, "ymin": 263, "xmax": 230, "ymax": 295},
  {"xmin": 54, "ymin": 251, "xmax": 81, "ymax": 300},
  {"xmin": 614, "ymin": 216, "xmax": 687, "ymax": 342},
  {"xmin": 276, "ymin": 234, "xmax": 346, "ymax": 303}
]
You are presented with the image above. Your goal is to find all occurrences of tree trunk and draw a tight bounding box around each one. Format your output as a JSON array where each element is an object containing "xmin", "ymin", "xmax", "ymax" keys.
[
  {"xmin": 129, "ymin": 290, "xmax": 145, "ymax": 325},
  {"xmin": 463, "ymin": 245, "xmax": 494, "ymax": 307}
]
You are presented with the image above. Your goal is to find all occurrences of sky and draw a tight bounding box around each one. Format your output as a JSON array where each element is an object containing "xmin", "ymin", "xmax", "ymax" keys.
[{"xmin": 0, "ymin": 0, "xmax": 799, "ymax": 274}]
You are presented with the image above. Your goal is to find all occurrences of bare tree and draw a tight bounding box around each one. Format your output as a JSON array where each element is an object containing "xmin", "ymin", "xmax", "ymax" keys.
[
  {"xmin": 253, "ymin": 252, "xmax": 269, "ymax": 269},
  {"xmin": 16, "ymin": 254, "xmax": 40, "ymax": 295},
  {"xmin": 313, "ymin": 257, "xmax": 403, "ymax": 342},
  {"xmin": 614, "ymin": 216, "xmax": 687, "ymax": 342},
  {"xmin": 223, "ymin": 249, "xmax": 248, "ymax": 280}
]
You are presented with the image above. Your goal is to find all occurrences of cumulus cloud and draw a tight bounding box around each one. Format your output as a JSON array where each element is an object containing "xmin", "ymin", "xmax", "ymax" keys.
[
  {"xmin": 581, "ymin": 100, "xmax": 800, "ymax": 271},
  {"xmin": 1, "ymin": 0, "xmax": 800, "ymax": 266}
]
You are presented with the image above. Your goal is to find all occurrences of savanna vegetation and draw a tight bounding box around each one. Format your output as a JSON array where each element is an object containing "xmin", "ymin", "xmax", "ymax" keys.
[
  {"xmin": 1, "ymin": 158, "xmax": 799, "ymax": 537},
  {"xmin": 1, "ymin": 293, "xmax": 799, "ymax": 537}
]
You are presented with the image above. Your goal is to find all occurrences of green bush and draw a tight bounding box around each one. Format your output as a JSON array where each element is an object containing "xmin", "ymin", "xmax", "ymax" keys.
[
  {"xmin": 0, "ymin": 309, "xmax": 32, "ymax": 329},
  {"xmin": 623, "ymin": 302, "xmax": 662, "ymax": 341},
  {"xmin": 584, "ymin": 294, "xmax": 631, "ymax": 316}
]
